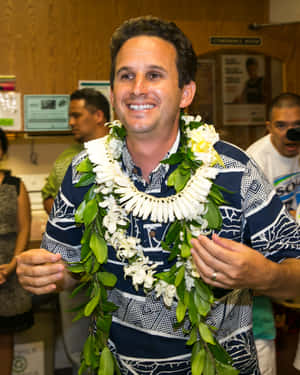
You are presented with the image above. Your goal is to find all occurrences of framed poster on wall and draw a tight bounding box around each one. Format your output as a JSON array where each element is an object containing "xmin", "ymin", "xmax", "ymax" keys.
[
  {"xmin": 24, "ymin": 95, "xmax": 70, "ymax": 132},
  {"xmin": 0, "ymin": 92, "xmax": 22, "ymax": 131},
  {"xmin": 78, "ymin": 80, "xmax": 113, "ymax": 121},
  {"xmin": 221, "ymin": 54, "xmax": 266, "ymax": 126}
]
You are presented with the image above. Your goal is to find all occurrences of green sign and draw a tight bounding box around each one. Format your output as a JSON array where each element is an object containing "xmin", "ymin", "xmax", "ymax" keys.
[
  {"xmin": 0, "ymin": 118, "xmax": 14, "ymax": 126},
  {"xmin": 210, "ymin": 37, "xmax": 262, "ymax": 46}
]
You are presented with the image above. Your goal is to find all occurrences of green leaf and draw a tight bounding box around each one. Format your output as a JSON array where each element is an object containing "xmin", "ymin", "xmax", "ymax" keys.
[
  {"xmin": 186, "ymin": 325, "xmax": 198, "ymax": 346},
  {"xmin": 191, "ymin": 341, "xmax": 202, "ymax": 362},
  {"xmin": 176, "ymin": 300, "xmax": 187, "ymax": 323},
  {"xmin": 83, "ymin": 199, "xmax": 98, "ymax": 226},
  {"xmin": 84, "ymin": 285, "xmax": 100, "ymax": 316},
  {"xmin": 101, "ymin": 301, "xmax": 119, "ymax": 313},
  {"xmin": 78, "ymin": 361, "xmax": 87, "ymax": 375},
  {"xmin": 98, "ymin": 346, "xmax": 114, "ymax": 375},
  {"xmin": 72, "ymin": 308, "xmax": 85, "ymax": 323},
  {"xmin": 215, "ymin": 360, "xmax": 239, "ymax": 375},
  {"xmin": 97, "ymin": 314, "xmax": 112, "ymax": 334},
  {"xmin": 181, "ymin": 242, "xmax": 191, "ymax": 258},
  {"xmin": 175, "ymin": 265, "xmax": 185, "ymax": 287},
  {"xmin": 184, "ymin": 289, "xmax": 190, "ymax": 306},
  {"xmin": 83, "ymin": 335, "xmax": 93, "ymax": 366},
  {"xmin": 90, "ymin": 232, "xmax": 108, "ymax": 264},
  {"xmin": 76, "ymin": 172, "xmax": 96, "ymax": 187},
  {"xmin": 75, "ymin": 200, "xmax": 86, "ymax": 223},
  {"xmin": 194, "ymin": 288, "xmax": 211, "ymax": 317},
  {"xmin": 165, "ymin": 221, "xmax": 181, "ymax": 244},
  {"xmin": 77, "ymin": 158, "xmax": 94, "ymax": 173},
  {"xmin": 198, "ymin": 322, "xmax": 215, "ymax": 345},
  {"xmin": 203, "ymin": 199, "xmax": 223, "ymax": 230},
  {"xmin": 174, "ymin": 169, "xmax": 191, "ymax": 192},
  {"xmin": 192, "ymin": 347, "xmax": 205, "ymax": 375},
  {"xmin": 161, "ymin": 152, "xmax": 185, "ymax": 165},
  {"xmin": 81, "ymin": 241, "xmax": 91, "ymax": 261},
  {"xmin": 83, "ymin": 255, "xmax": 93, "ymax": 273},
  {"xmin": 98, "ymin": 271, "xmax": 117, "ymax": 287},
  {"xmin": 176, "ymin": 279, "xmax": 185, "ymax": 302},
  {"xmin": 208, "ymin": 342, "xmax": 233, "ymax": 366},
  {"xmin": 188, "ymin": 290, "xmax": 199, "ymax": 324},
  {"xmin": 195, "ymin": 279, "xmax": 214, "ymax": 304},
  {"xmin": 70, "ymin": 282, "xmax": 88, "ymax": 298},
  {"xmin": 203, "ymin": 355, "xmax": 215, "ymax": 375},
  {"xmin": 68, "ymin": 263, "xmax": 85, "ymax": 273}
]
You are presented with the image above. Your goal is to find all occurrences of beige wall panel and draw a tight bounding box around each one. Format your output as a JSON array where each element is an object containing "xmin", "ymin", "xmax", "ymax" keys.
[{"xmin": 1, "ymin": 0, "xmax": 300, "ymax": 149}]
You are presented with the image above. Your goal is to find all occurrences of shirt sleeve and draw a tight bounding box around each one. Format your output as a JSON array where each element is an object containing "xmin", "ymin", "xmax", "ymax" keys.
[
  {"xmin": 41, "ymin": 153, "xmax": 91, "ymax": 263},
  {"xmin": 41, "ymin": 166, "xmax": 59, "ymax": 200}
]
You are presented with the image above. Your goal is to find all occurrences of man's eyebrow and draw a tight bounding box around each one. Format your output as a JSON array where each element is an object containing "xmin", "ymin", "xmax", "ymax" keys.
[{"xmin": 116, "ymin": 65, "xmax": 167, "ymax": 75}]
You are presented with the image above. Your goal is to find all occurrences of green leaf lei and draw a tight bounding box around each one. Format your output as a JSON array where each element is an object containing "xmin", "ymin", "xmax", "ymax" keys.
[{"xmin": 69, "ymin": 114, "xmax": 239, "ymax": 375}]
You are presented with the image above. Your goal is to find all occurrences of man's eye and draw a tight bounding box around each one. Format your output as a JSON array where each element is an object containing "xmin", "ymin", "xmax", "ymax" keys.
[
  {"xmin": 120, "ymin": 73, "xmax": 134, "ymax": 80},
  {"xmin": 275, "ymin": 123, "xmax": 287, "ymax": 130},
  {"xmin": 147, "ymin": 72, "xmax": 162, "ymax": 80}
]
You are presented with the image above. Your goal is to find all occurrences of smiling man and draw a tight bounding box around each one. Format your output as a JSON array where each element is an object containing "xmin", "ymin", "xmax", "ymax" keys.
[
  {"xmin": 246, "ymin": 92, "xmax": 300, "ymax": 375},
  {"xmin": 16, "ymin": 17, "xmax": 300, "ymax": 375},
  {"xmin": 247, "ymin": 93, "xmax": 300, "ymax": 212}
]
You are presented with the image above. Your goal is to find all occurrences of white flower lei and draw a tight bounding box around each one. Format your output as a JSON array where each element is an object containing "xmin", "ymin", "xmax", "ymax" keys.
[{"xmin": 83, "ymin": 115, "xmax": 221, "ymax": 306}]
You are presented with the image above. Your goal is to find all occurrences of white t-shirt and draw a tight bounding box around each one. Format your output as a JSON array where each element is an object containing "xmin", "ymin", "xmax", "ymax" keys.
[{"xmin": 246, "ymin": 134, "xmax": 300, "ymax": 211}]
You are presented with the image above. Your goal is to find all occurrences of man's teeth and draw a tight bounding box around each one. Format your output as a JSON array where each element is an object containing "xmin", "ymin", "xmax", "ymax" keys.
[{"xmin": 129, "ymin": 104, "xmax": 154, "ymax": 110}]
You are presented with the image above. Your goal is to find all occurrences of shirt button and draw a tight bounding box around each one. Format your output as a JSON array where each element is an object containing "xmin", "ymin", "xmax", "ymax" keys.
[
  {"xmin": 132, "ymin": 167, "xmax": 138, "ymax": 174},
  {"xmin": 150, "ymin": 230, "xmax": 156, "ymax": 237}
]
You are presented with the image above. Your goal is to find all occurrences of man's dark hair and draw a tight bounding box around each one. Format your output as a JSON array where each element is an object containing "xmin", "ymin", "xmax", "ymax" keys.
[
  {"xmin": 70, "ymin": 88, "xmax": 110, "ymax": 122},
  {"xmin": 0, "ymin": 128, "xmax": 8, "ymax": 156},
  {"xmin": 246, "ymin": 57, "xmax": 258, "ymax": 69},
  {"xmin": 269, "ymin": 92, "xmax": 300, "ymax": 120},
  {"xmin": 110, "ymin": 15, "xmax": 197, "ymax": 89}
]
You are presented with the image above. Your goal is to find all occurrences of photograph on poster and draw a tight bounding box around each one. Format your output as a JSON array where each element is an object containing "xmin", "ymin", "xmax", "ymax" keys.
[{"xmin": 222, "ymin": 54, "xmax": 266, "ymax": 126}]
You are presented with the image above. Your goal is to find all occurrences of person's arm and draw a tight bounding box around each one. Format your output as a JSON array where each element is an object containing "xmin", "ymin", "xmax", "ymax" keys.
[
  {"xmin": 43, "ymin": 197, "xmax": 54, "ymax": 214},
  {"xmin": 191, "ymin": 233, "xmax": 300, "ymax": 300},
  {"xmin": 0, "ymin": 181, "xmax": 31, "ymax": 284},
  {"xmin": 16, "ymin": 248, "xmax": 78, "ymax": 294},
  {"xmin": 41, "ymin": 165, "xmax": 60, "ymax": 214}
]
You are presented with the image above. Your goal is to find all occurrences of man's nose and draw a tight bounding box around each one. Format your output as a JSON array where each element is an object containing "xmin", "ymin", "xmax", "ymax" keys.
[
  {"xmin": 69, "ymin": 117, "xmax": 74, "ymax": 127},
  {"xmin": 132, "ymin": 74, "xmax": 147, "ymax": 96}
]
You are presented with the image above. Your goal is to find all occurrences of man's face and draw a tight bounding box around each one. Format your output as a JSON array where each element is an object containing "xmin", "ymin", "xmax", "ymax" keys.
[
  {"xmin": 267, "ymin": 106, "xmax": 300, "ymax": 157},
  {"xmin": 247, "ymin": 63, "xmax": 258, "ymax": 80},
  {"xmin": 111, "ymin": 36, "xmax": 195, "ymax": 140},
  {"xmin": 69, "ymin": 99, "xmax": 101, "ymax": 142}
]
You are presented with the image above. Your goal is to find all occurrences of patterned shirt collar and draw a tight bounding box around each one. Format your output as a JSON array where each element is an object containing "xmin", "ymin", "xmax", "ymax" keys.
[{"xmin": 121, "ymin": 130, "xmax": 181, "ymax": 191}]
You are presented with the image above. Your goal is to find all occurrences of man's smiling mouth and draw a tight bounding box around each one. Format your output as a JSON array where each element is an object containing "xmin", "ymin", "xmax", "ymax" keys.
[{"xmin": 128, "ymin": 104, "xmax": 155, "ymax": 110}]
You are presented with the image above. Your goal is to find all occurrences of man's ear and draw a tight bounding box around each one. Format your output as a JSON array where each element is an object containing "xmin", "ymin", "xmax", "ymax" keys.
[
  {"xmin": 266, "ymin": 121, "xmax": 271, "ymax": 134},
  {"xmin": 180, "ymin": 81, "xmax": 196, "ymax": 109},
  {"xmin": 94, "ymin": 109, "xmax": 105, "ymax": 124}
]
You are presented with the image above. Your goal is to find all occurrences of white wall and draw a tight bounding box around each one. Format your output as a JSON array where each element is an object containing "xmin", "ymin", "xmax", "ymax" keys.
[{"xmin": 270, "ymin": 0, "xmax": 300, "ymax": 23}]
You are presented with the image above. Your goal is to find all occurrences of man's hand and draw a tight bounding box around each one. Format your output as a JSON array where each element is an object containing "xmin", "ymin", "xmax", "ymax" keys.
[
  {"xmin": 191, "ymin": 233, "xmax": 277, "ymax": 292},
  {"xmin": 16, "ymin": 249, "xmax": 76, "ymax": 294}
]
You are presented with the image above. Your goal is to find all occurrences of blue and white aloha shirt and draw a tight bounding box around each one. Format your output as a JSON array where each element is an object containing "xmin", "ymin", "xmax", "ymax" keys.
[{"xmin": 42, "ymin": 138, "xmax": 300, "ymax": 375}]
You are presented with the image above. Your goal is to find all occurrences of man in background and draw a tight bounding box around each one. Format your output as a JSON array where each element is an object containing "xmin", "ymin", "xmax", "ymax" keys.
[
  {"xmin": 42, "ymin": 88, "xmax": 110, "ymax": 374},
  {"xmin": 42, "ymin": 88, "xmax": 110, "ymax": 213},
  {"xmin": 247, "ymin": 92, "xmax": 300, "ymax": 375}
]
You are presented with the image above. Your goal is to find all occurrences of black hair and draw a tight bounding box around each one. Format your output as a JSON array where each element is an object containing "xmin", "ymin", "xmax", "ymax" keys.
[
  {"xmin": 70, "ymin": 88, "xmax": 110, "ymax": 121},
  {"xmin": 269, "ymin": 92, "xmax": 300, "ymax": 120},
  {"xmin": 0, "ymin": 128, "xmax": 8, "ymax": 155},
  {"xmin": 110, "ymin": 15, "xmax": 197, "ymax": 89},
  {"xmin": 246, "ymin": 57, "xmax": 258, "ymax": 68}
]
